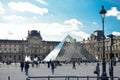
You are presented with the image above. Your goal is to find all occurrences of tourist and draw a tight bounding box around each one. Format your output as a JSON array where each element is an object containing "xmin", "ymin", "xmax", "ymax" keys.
[
  {"xmin": 14, "ymin": 60, "xmax": 17, "ymax": 67},
  {"xmin": 20, "ymin": 61, "xmax": 24, "ymax": 72},
  {"xmin": 47, "ymin": 61, "xmax": 50, "ymax": 68},
  {"xmin": 24, "ymin": 61, "xmax": 30, "ymax": 75},
  {"xmin": 35, "ymin": 61, "xmax": 39, "ymax": 68},
  {"xmin": 31, "ymin": 61, "xmax": 34, "ymax": 68},
  {"xmin": 72, "ymin": 61, "xmax": 76, "ymax": 69},
  {"xmin": 95, "ymin": 63, "xmax": 100, "ymax": 80},
  {"xmin": 51, "ymin": 61, "xmax": 55, "ymax": 74}
]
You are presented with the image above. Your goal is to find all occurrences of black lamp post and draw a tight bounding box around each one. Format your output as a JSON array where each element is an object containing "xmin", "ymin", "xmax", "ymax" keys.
[
  {"xmin": 107, "ymin": 34, "xmax": 114, "ymax": 80},
  {"xmin": 100, "ymin": 5, "xmax": 108, "ymax": 79},
  {"xmin": 22, "ymin": 39, "xmax": 24, "ymax": 62}
]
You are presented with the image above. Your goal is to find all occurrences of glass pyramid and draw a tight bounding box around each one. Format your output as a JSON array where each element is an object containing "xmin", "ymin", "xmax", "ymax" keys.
[
  {"xmin": 43, "ymin": 35, "xmax": 96, "ymax": 62},
  {"xmin": 43, "ymin": 35, "xmax": 73, "ymax": 62}
]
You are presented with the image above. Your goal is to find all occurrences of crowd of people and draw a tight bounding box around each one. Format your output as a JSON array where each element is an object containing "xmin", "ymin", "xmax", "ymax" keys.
[
  {"xmin": 19, "ymin": 60, "xmax": 57, "ymax": 75},
  {"xmin": 0, "ymin": 59, "xmax": 119, "ymax": 80}
]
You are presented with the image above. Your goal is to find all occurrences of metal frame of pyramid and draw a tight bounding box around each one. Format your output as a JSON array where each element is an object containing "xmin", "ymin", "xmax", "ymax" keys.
[{"xmin": 43, "ymin": 35, "xmax": 96, "ymax": 62}]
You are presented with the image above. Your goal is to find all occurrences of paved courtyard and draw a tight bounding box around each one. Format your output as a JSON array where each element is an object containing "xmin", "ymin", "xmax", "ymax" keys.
[{"xmin": 0, "ymin": 62, "xmax": 120, "ymax": 80}]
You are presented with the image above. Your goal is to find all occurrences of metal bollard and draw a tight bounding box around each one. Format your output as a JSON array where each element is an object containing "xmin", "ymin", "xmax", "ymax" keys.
[
  {"xmin": 87, "ymin": 76, "xmax": 89, "ymax": 80},
  {"xmin": 48, "ymin": 76, "xmax": 50, "ymax": 80},
  {"xmin": 8, "ymin": 76, "xmax": 10, "ymax": 80},
  {"xmin": 26, "ymin": 77, "xmax": 30, "ymax": 80}
]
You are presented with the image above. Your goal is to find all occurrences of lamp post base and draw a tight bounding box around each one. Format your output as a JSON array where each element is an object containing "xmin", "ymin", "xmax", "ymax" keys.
[{"xmin": 101, "ymin": 73, "xmax": 108, "ymax": 80}]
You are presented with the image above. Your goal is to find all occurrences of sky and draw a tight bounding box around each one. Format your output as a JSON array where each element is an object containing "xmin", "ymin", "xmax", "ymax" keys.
[{"xmin": 0, "ymin": 0, "xmax": 120, "ymax": 41}]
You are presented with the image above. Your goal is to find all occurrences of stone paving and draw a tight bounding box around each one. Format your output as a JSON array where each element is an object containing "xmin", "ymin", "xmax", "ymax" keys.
[{"xmin": 0, "ymin": 62, "xmax": 120, "ymax": 80}]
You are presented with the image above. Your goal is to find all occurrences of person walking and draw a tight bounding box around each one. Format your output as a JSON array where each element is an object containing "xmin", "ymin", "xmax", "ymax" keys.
[
  {"xmin": 72, "ymin": 61, "xmax": 76, "ymax": 69},
  {"xmin": 96, "ymin": 63, "xmax": 100, "ymax": 80},
  {"xmin": 20, "ymin": 61, "xmax": 24, "ymax": 72},
  {"xmin": 47, "ymin": 61, "xmax": 50, "ymax": 68},
  {"xmin": 24, "ymin": 62, "xmax": 30, "ymax": 75},
  {"xmin": 95, "ymin": 63, "xmax": 100, "ymax": 80},
  {"xmin": 51, "ymin": 61, "xmax": 55, "ymax": 74}
]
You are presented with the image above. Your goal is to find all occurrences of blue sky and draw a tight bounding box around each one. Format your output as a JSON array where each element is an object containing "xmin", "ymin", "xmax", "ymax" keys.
[{"xmin": 0, "ymin": 0, "xmax": 120, "ymax": 41}]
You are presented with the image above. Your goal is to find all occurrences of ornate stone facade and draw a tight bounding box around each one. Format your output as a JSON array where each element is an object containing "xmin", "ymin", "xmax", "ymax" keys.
[
  {"xmin": 0, "ymin": 30, "xmax": 59, "ymax": 62},
  {"xmin": 81, "ymin": 30, "xmax": 120, "ymax": 61}
]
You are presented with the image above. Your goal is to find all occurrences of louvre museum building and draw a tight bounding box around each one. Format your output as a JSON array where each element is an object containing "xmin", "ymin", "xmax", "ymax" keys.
[
  {"xmin": 0, "ymin": 30, "xmax": 59, "ymax": 62},
  {"xmin": 0, "ymin": 30, "xmax": 120, "ymax": 62}
]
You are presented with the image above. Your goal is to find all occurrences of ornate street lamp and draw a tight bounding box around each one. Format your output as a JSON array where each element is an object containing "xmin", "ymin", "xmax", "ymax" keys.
[{"xmin": 100, "ymin": 5, "xmax": 108, "ymax": 80}]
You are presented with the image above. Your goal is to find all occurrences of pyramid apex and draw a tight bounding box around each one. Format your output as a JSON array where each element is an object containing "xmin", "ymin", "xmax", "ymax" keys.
[{"xmin": 65, "ymin": 35, "xmax": 75, "ymax": 43}]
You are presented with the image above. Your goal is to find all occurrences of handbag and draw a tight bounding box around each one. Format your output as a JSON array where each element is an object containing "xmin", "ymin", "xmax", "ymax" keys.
[{"xmin": 94, "ymin": 70, "xmax": 98, "ymax": 74}]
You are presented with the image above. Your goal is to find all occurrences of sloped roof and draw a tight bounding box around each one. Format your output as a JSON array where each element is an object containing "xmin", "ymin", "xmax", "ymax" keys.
[{"xmin": 0, "ymin": 39, "xmax": 24, "ymax": 43}]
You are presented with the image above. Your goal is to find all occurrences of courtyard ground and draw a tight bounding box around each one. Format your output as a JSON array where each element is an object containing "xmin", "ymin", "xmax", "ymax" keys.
[{"xmin": 0, "ymin": 62, "xmax": 120, "ymax": 80}]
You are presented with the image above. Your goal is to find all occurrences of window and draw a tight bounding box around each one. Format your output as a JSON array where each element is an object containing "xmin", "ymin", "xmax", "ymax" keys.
[
  {"xmin": 9, "ymin": 55, "xmax": 11, "ymax": 58},
  {"xmin": 4, "ymin": 48, "xmax": 7, "ymax": 51},
  {"xmin": 0, "ymin": 56, "xmax": 2, "ymax": 60},
  {"xmin": 34, "ymin": 50, "xmax": 37, "ymax": 53},
  {"xmin": 116, "ymin": 53, "xmax": 118, "ymax": 57},
  {"xmin": 9, "ymin": 48, "xmax": 11, "ymax": 51},
  {"xmin": 98, "ymin": 47, "xmax": 100, "ymax": 52},
  {"xmin": 113, "ymin": 46, "xmax": 115, "ymax": 50},
  {"xmin": 14, "ymin": 55, "xmax": 16, "ymax": 59},
  {"xmin": 14, "ymin": 48, "xmax": 16, "ymax": 51},
  {"xmin": 14, "ymin": 45, "xmax": 16, "ymax": 47},
  {"xmin": 116, "ymin": 45, "xmax": 118, "ymax": 50},
  {"xmin": 19, "ymin": 55, "xmax": 21, "ymax": 60}
]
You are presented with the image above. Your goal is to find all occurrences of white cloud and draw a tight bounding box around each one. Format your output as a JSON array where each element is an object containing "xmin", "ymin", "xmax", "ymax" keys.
[
  {"xmin": 8, "ymin": 2, "xmax": 48, "ymax": 15},
  {"xmin": 92, "ymin": 22, "xmax": 98, "ymax": 25},
  {"xmin": 8, "ymin": 31, "xmax": 14, "ymax": 35},
  {"xmin": 3, "ymin": 15, "xmax": 25, "ymax": 20},
  {"xmin": 71, "ymin": 31, "xmax": 90, "ymax": 40},
  {"xmin": 106, "ymin": 7, "xmax": 120, "ymax": 20},
  {"xmin": 33, "ymin": 16, "xmax": 37, "ymax": 20},
  {"xmin": 117, "ymin": 14, "xmax": 120, "ymax": 20},
  {"xmin": 64, "ymin": 19, "xmax": 83, "ymax": 30},
  {"xmin": 0, "ymin": 2, "xmax": 5, "ymax": 14},
  {"xmin": 112, "ymin": 32, "xmax": 120, "ymax": 36},
  {"xmin": 35, "ymin": 0, "xmax": 48, "ymax": 5},
  {"xmin": 0, "ymin": 19, "xmax": 88, "ymax": 41}
]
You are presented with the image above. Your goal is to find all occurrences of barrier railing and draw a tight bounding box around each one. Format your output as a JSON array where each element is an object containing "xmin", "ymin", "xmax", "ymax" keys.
[{"xmin": 26, "ymin": 76, "xmax": 120, "ymax": 80}]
